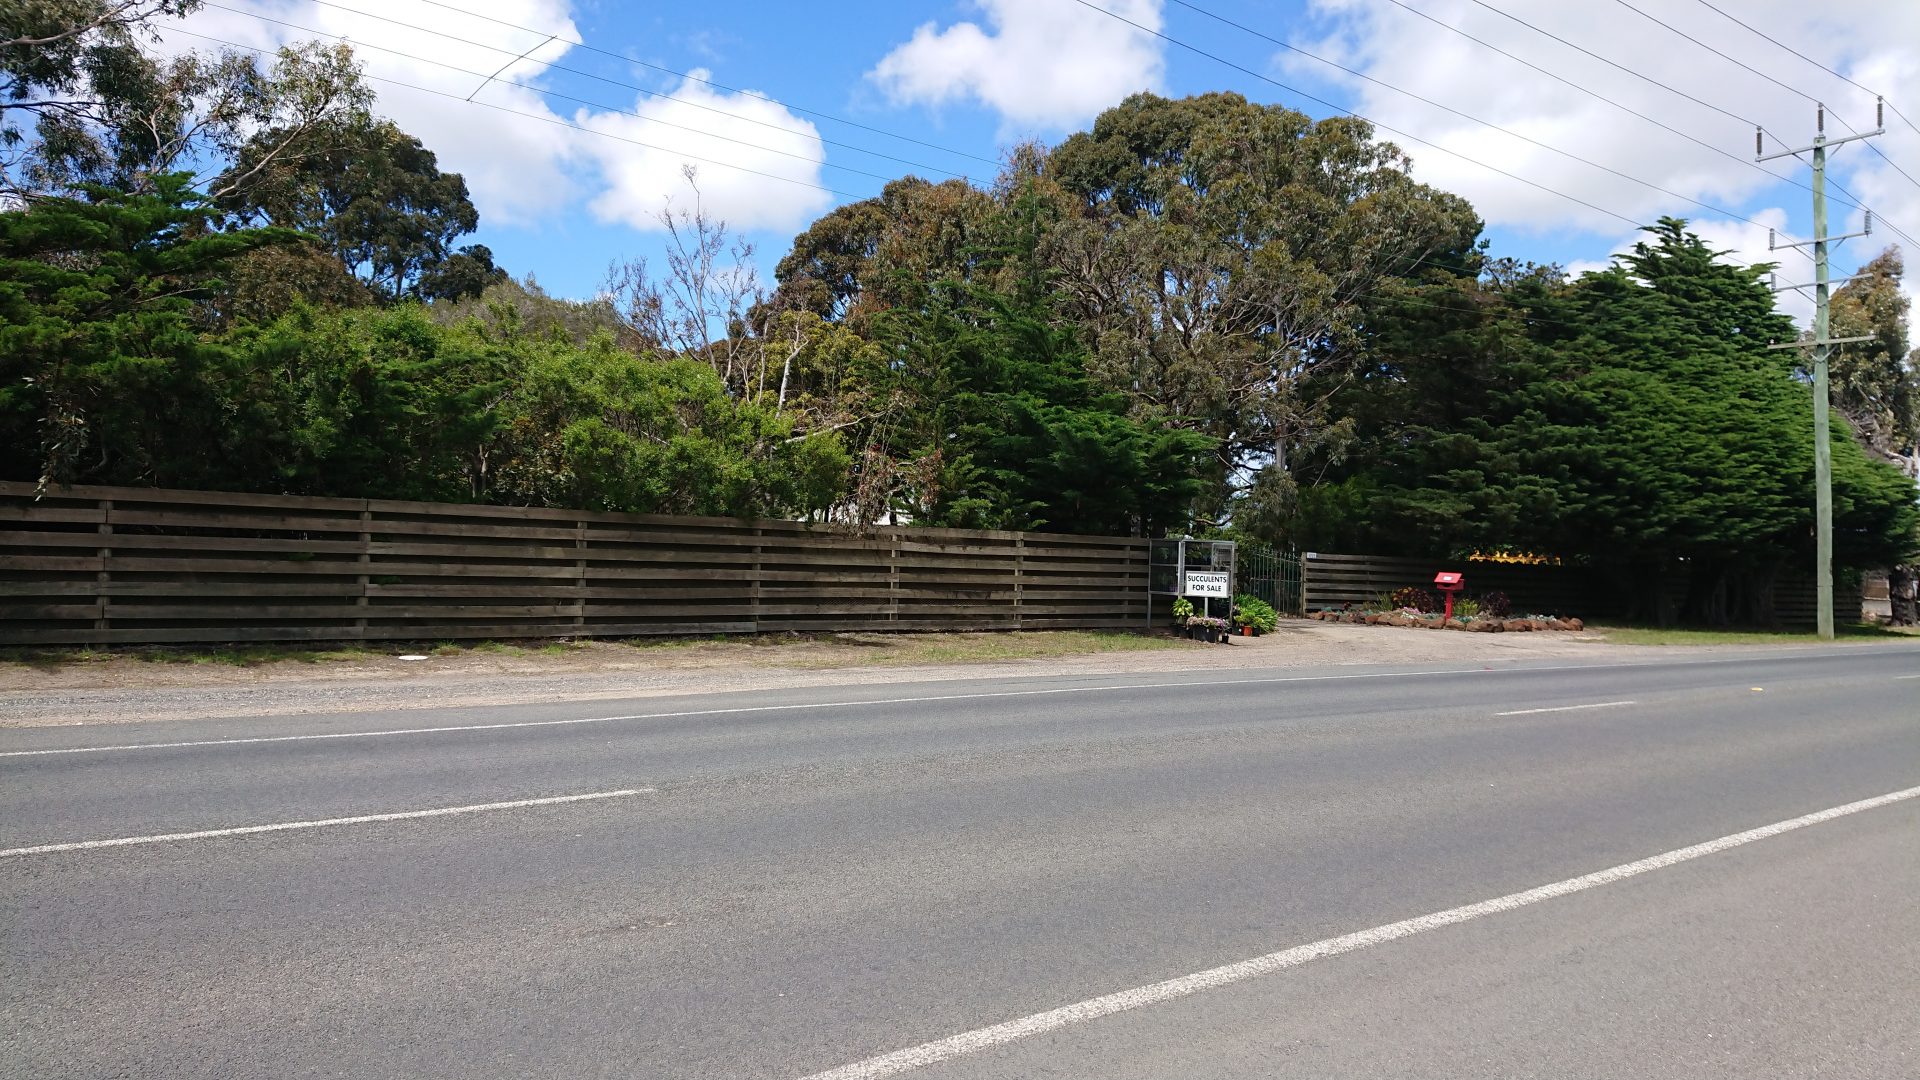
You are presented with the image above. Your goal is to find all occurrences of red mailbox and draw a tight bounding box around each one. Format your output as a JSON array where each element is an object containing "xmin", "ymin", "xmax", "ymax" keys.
[{"xmin": 1434, "ymin": 571, "xmax": 1464, "ymax": 620}]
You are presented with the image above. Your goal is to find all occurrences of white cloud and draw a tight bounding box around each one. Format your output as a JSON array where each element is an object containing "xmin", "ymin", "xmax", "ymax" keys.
[
  {"xmin": 868, "ymin": 0, "xmax": 1166, "ymax": 132},
  {"xmin": 167, "ymin": 1, "xmax": 830, "ymax": 233},
  {"xmin": 1296, "ymin": 0, "xmax": 1920, "ymax": 324},
  {"xmin": 172, "ymin": 0, "xmax": 582, "ymax": 224},
  {"xmin": 574, "ymin": 72, "xmax": 832, "ymax": 234}
]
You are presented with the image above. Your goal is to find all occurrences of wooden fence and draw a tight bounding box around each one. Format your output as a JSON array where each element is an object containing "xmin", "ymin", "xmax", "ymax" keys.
[
  {"xmin": 1301, "ymin": 552, "xmax": 1595, "ymax": 617},
  {"xmin": 0, "ymin": 482, "xmax": 1150, "ymax": 646},
  {"xmin": 1302, "ymin": 551, "xmax": 1861, "ymax": 628}
]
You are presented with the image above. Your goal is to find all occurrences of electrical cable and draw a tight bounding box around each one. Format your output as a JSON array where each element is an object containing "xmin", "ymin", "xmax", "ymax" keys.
[
  {"xmin": 1690, "ymin": 0, "xmax": 1920, "ymax": 140},
  {"xmin": 284, "ymin": 0, "xmax": 984, "ymax": 179},
  {"xmin": 165, "ymin": 19, "xmax": 1803, "ymax": 327},
  {"xmin": 185, "ymin": 4, "xmax": 1540, "ymax": 287},
  {"xmin": 197, "ymin": 3, "xmax": 911, "ymax": 186},
  {"xmin": 1424, "ymin": 0, "xmax": 1916, "ymax": 253},
  {"xmin": 1165, "ymin": 0, "xmax": 1802, "ymax": 252},
  {"xmin": 1067, "ymin": 0, "xmax": 1646, "ymax": 228},
  {"xmin": 1609, "ymin": 0, "xmax": 1920, "ymax": 195},
  {"xmin": 398, "ymin": 0, "xmax": 1004, "ymax": 168},
  {"xmin": 163, "ymin": 25, "xmax": 871, "ymax": 201}
]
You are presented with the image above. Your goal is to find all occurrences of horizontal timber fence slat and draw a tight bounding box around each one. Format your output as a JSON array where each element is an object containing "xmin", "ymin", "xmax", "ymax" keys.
[
  {"xmin": 0, "ymin": 483, "xmax": 1151, "ymax": 646},
  {"xmin": 1301, "ymin": 551, "xmax": 1861, "ymax": 629}
]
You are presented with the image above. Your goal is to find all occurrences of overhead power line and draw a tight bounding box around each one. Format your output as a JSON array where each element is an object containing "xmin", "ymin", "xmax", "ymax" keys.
[
  {"xmin": 1607, "ymin": 0, "xmax": 1920, "ymax": 196},
  {"xmin": 1609, "ymin": 0, "xmax": 1827, "ymax": 105},
  {"xmin": 1164, "ymin": 0, "xmax": 1805, "ymax": 256},
  {"xmin": 260, "ymin": 0, "xmax": 977, "ymax": 181},
  {"xmin": 1460, "ymin": 0, "xmax": 1769, "ymax": 137},
  {"xmin": 199, "ymin": 3, "xmax": 912, "ymax": 186},
  {"xmin": 164, "ymin": 26, "xmax": 870, "ymax": 201},
  {"xmin": 1377, "ymin": 0, "xmax": 1845, "ymax": 216},
  {"xmin": 396, "ymin": 0, "xmax": 1004, "ymax": 169},
  {"xmin": 173, "ymin": 13, "xmax": 1523, "ymax": 290},
  {"xmin": 1828, "ymin": 175, "xmax": 1920, "ymax": 253},
  {"xmin": 1687, "ymin": 0, "xmax": 1920, "ymax": 140},
  {"xmin": 1066, "ymin": 0, "xmax": 1646, "ymax": 229},
  {"xmin": 166, "ymin": 15, "xmax": 1808, "ymax": 311},
  {"xmin": 164, "ymin": 31, "xmax": 1609, "ymax": 331},
  {"xmin": 1435, "ymin": 0, "xmax": 1918, "ymax": 252}
]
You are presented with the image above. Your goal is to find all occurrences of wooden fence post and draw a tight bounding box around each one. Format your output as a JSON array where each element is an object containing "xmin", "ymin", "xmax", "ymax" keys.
[
  {"xmin": 888, "ymin": 529, "xmax": 901, "ymax": 625},
  {"xmin": 354, "ymin": 507, "xmax": 371, "ymax": 641},
  {"xmin": 1014, "ymin": 535, "xmax": 1026, "ymax": 630},
  {"xmin": 94, "ymin": 499, "xmax": 112, "ymax": 637},
  {"xmin": 573, "ymin": 519, "xmax": 589, "ymax": 637},
  {"xmin": 750, "ymin": 526, "xmax": 763, "ymax": 634}
]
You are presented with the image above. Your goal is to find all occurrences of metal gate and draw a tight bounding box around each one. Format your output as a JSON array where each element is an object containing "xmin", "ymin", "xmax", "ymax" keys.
[{"xmin": 1238, "ymin": 547, "xmax": 1304, "ymax": 615}]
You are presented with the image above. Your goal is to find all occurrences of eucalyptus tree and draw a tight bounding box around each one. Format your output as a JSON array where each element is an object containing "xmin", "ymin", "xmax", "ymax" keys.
[{"xmin": 1036, "ymin": 91, "xmax": 1484, "ymax": 529}]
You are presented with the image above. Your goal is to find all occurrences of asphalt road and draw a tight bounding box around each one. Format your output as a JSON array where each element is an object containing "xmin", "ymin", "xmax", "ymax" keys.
[{"xmin": 3, "ymin": 646, "xmax": 1917, "ymax": 1079}]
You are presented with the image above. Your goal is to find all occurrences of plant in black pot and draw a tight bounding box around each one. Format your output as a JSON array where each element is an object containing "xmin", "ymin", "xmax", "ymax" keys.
[
  {"xmin": 1171, "ymin": 596, "xmax": 1195, "ymax": 632},
  {"xmin": 1187, "ymin": 615, "xmax": 1229, "ymax": 643}
]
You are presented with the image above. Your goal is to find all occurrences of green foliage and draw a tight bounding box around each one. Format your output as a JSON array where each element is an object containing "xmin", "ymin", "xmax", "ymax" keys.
[
  {"xmin": 1828, "ymin": 248, "xmax": 1918, "ymax": 458},
  {"xmin": 5, "ymin": 9, "xmax": 371, "ymax": 202},
  {"xmin": 866, "ymin": 192, "xmax": 1213, "ymax": 534},
  {"xmin": 0, "ymin": 174, "xmax": 289, "ymax": 486},
  {"xmin": 1305, "ymin": 219, "xmax": 1920, "ymax": 623},
  {"xmin": 1452, "ymin": 597, "xmax": 1481, "ymax": 619},
  {"xmin": 497, "ymin": 331, "xmax": 850, "ymax": 517},
  {"xmin": 1232, "ymin": 594, "xmax": 1277, "ymax": 632},
  {"xmin": 0, "ymin": 181, "xmax": 846, "ymax": 517},
  {"xmin": 219, "ymin": 117, "xmax": 497, "ymax": 301},
  {"xmin": 199, "ymin": 306, "xmax": 850, "ymax": 516},
  {"xmin": 1042, "ymin": 91, "xmax": 1484, "ymax": 533},
  {"xmin": 1171, "ymin": 596, "xmax": 1194, "ymax": 620},
  {"xmin": 8, "ymin": 66, "xmax": 1914, "ymax": 600}
]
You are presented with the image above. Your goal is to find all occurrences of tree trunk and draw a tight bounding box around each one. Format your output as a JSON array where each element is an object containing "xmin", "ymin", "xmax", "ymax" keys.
[{"xmin": 1891, "ymin": 563, "xmax": 1918, "ymax": 627}]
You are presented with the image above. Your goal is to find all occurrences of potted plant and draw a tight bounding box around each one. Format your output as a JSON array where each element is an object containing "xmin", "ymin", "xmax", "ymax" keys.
[
  {"xmin": 1187, "ymin": 615, "xmax": 1231, "ymax": 642},
  {"xmin": 1233, "ymin": 595, "xmax": 1278, "ymax": 637},
  {"xmin": 1171, "ymin": 596, "xmax": 1195, "ymax": 632}
]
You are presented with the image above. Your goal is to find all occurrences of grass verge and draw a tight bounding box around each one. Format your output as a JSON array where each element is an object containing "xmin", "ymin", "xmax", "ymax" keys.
[
  {"xmin": 1589, "ymin": 622, "xmax": 1916, "ymax": 646},
  {"xmin": 0, "ymin": 630, "xmax": 1188, "ymax": 670},
  {"xmin": 777, "ymin": 630, "xmax": 1187, "ymax": 668}
]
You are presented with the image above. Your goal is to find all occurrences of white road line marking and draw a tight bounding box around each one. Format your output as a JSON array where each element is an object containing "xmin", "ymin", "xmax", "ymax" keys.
[
  {"xmin": 4, "ymin": 648, "xmax": 1913, "ymax": 759},
  {"xmin": 1494, "ymin": 700, "xmax": 1638, "ymax": 716},
  {"xmin": 1895, "ymin": 674, "xmax": 1920, "ymax": 680},
  {"xmin": 795, "ymin": 782, "xmax": 1920, "ymax": 1080},
  {"xmin": 0, "ymin": 668, "xmax": 1502, "ymax": 757},
  {"xmin": 0, "ymin": 788, "xmax": 648, "ymax": 858}
]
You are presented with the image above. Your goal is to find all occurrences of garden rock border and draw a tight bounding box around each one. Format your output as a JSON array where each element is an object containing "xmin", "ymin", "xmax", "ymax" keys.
[{"xmin": 1308, "ymin": 611, "xmax": 1585, "ymax": 632}]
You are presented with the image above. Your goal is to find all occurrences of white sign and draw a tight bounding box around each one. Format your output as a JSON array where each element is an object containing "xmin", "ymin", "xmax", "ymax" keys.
[{"xmin": 1184, "ymin": 571, "xmax": 1230, "ymax": 597}]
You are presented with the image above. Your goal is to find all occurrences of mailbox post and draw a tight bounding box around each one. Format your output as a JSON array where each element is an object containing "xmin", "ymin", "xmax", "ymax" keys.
[{"xmin": 1434, "ymin": 571, "xmax": 1464, "ymax": 620}]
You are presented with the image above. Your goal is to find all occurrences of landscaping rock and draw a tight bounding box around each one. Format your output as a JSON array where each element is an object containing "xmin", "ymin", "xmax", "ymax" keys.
[
  {"xmin": 1504, "ymin": 619, "xmax": 1530, "ymax": 632},
  {"xmin": 1567, "ymin": 618, "xmax": 1585, "ymax": 631}
]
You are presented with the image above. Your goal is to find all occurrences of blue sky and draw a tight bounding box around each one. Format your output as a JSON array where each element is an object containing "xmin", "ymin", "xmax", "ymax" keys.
[{"xmin": 174, "ymin": 1, "xmax": 1920, "ymax": 320}]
